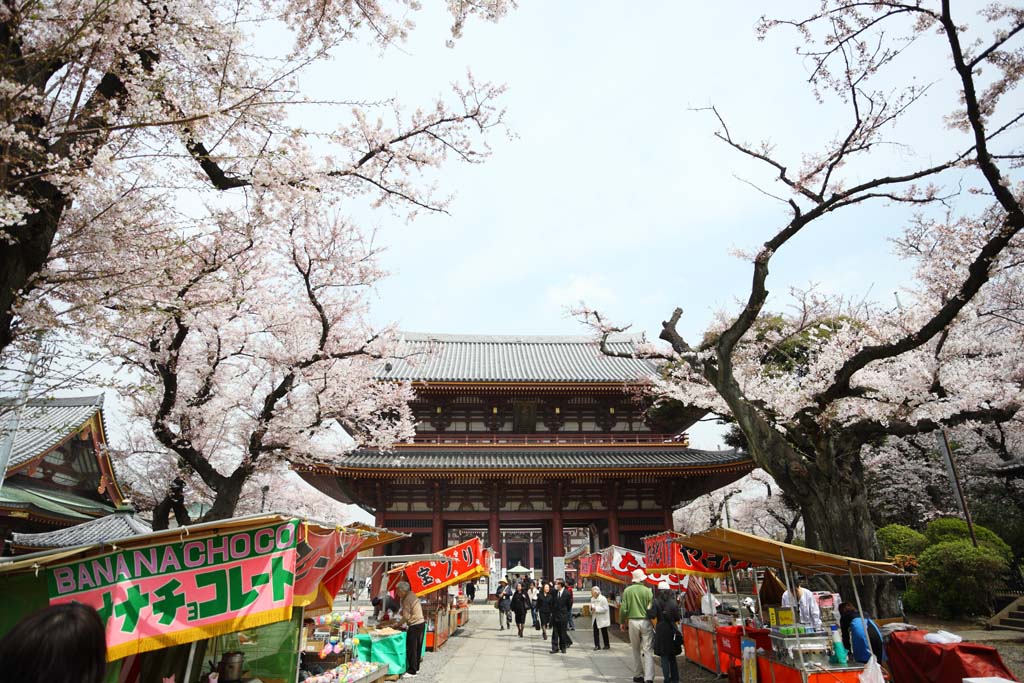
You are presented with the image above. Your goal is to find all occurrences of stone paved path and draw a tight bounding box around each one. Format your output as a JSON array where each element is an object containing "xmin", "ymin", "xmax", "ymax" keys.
[{"xmin": 412, "ymin": 605, "xmax": 719, "ymax": 683}]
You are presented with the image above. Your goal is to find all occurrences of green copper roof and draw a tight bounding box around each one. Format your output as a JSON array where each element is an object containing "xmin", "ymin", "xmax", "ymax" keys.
[{"xmin": 0, "ymin": 481, "xmax": 114, "ymax": 520}]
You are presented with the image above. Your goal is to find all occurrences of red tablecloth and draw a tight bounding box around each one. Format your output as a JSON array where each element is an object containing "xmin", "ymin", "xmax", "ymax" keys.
[{"xmin": 887, "ymin": 630, "xmax": 1018, "ymax": 683}]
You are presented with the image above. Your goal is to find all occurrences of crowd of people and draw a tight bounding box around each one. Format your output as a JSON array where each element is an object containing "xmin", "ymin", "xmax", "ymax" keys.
[{"xmin": 486, "ymin": 568, "xmax": 681, "ymax": 683}]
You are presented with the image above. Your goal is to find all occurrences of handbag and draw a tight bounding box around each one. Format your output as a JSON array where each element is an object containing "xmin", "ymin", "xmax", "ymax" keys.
[{"xmin": 672, "ymin": 627, "xmax": 683, "ymax": 656}]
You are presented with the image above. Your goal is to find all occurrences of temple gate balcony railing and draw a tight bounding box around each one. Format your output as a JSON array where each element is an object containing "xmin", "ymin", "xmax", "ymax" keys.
[{"xmin": 401, "ymin": 432, "xmax": 689, "ymax": 447}]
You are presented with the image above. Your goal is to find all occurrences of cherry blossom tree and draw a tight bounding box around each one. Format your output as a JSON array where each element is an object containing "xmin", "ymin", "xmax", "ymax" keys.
[
  {"xmin": 583, "ymin": 2, "xmax": 1024, "ymax": 612},
  {"xmin": 91, "ymin": 191, "xmax": 425, "ymax": 524},
  {"xmin": 864, "ymin": 423, "xmax": 1024, "ymax": 557},
  {"xmin": 0, "ymin": 0, "xmax": 510, "ymax": 356},
  {"xmin": 0, "ymin": 0, "xmax": 512, "ymax": 522},
  {"xmin": 675, "ymin": 470, "xmax": 803, "ymax": 543}
]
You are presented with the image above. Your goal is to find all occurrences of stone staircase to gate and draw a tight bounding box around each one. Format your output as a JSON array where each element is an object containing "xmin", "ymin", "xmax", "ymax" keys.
[{"xmin": 989, "ymin": 594, "xmax": 1024, "ymax": 632}]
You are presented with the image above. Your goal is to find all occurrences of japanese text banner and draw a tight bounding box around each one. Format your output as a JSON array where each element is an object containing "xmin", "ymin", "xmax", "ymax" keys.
[
  {"xmin": 577, "ymin": 553, "xmax": 601, "ymax": 579},
  {"xmin": 644, "ymin": 531, "xmax": 747, "ymax": 578},
  {"xmin": 387, "ymin": 537, "xmax": 487, "ymax": 596},
  {"xmin": 47, "ymin": 521, "xmax": 303, "ymax": 661}
]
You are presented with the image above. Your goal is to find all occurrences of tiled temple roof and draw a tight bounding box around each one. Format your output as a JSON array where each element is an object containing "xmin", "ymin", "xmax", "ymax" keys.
[
  {"xmin": 10, "ymin": 507, "xmax": 150, "ymax": 550},
  {"xmin": 2, "ymin": 395, "xmax": 104, "ymax": 473},
  {"xmin": 316, "ymin": 446, "xmax": 747, "ymax": 470},
  {"xmin": 379, "ymin": 333, "xmax": 657, "ymax": 383}
]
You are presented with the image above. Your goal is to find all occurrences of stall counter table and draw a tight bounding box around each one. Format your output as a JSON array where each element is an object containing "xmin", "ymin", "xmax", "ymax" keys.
[
  {"xmin": 682, "ymin": 618, "xmax": 732, "ymax": 675},
  {"xmin": 756, "ymin": 653, "xmax": 864, "ymax": 683}
]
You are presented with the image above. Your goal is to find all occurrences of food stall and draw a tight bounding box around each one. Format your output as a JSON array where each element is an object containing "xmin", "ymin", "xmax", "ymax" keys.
[
  {"xmin": 386, "ymin": 537, "xmax": 492, "ymax": 652},
  {"xmin": 0, "ymin": 513, "xmax": 399, "ymax": 683},
  {"xmin": 574, "ymin": 545, "xmax": 687, "ymax": 624},
  {"xmin": 644, "ymin": 530, "xmax": 753, "ymax": 676},
  {"xmin": 670, "ymin": 527, "xmax": 905, "ymax": 683}
]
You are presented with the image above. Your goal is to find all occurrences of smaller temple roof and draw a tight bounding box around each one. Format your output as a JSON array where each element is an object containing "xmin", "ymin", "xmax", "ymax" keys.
[
  {"xmin": 2, "ymin": 395, "xmax": 105, "ymax": 473},
  {"xmin": 9, "ymin": 507, "xmax": 150, "ymax": 551},
  {"xmin": 0, "ymin": 481, "xmax": 114, "ymax": 520},
  {"xmin": 314, "ymin": 446, "xmax": 747, "ymax": 470},
  {"xmin": 380, "ymin": 333, "xmax": 658, "ymax": 383}
]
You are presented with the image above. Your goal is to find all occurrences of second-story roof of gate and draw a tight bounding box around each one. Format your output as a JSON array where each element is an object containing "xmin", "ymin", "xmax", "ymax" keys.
[{"xmin": 379, "ymin": 333, "xmax": 658, "ymax": 383}]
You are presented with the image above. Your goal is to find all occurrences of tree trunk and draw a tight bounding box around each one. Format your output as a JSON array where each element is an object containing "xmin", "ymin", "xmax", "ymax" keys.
[
  {"xmin": 197, "ymin": 469, "xmax": 249, "ymax": 523},
  {"xmin": 721, "ymin": 391, "xmax": 897, "ymax": 616},
  {"xmin": 0, "ymin": 181, "xmax": 66, "ymax": 353}
]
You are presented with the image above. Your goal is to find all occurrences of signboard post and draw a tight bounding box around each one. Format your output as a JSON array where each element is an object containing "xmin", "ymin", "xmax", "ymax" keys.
[{"xmin": 553, "ymin": 556, "xmax": 565, "ymax": 581}]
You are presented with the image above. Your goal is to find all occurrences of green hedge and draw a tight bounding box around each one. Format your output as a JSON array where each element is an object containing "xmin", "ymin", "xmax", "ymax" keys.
[
  {"xmin": 912, "ymin": 540, "xmax": 1009, "ymax": 617},
  {"xmin": 924, "ymin": 518, "xmax": 1013, "ymax": 564},
  {"xmin": 877, "ymin": 524, "xmax": 929, "ymax": 558}
]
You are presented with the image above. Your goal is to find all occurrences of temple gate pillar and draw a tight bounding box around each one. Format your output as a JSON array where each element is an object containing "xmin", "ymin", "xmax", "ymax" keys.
[
  {"xmin": 430, "ymin": 481, "xmax": 444, "ymax": 551},
  {"xmin": 551, "ymin": 481, "xmax": 564, "ymax": 557},
  {"xmin": 661, "ymin": 487, "xmax": 675, "ymax": 531},
  {"xmin": 607, "ymin": 480, "xmax": 620, "ymax": 546}
]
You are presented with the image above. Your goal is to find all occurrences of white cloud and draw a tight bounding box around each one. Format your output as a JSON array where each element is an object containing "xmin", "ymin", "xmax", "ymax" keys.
[{"xmin": 543, "ymin": 274, "xmax": 620, "ymax": 318}]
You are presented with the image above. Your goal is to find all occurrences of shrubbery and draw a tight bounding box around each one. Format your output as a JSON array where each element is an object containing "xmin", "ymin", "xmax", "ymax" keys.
[
  {"xmin": 877, "ymin": 524, "xmax": 929, "ymax": 557},
  {"xmin": 924, "ymin": 518, "xmax": 1014, "ymax": 564},
  {"xmin": 908, "ymin": 540, "xmax": 1009, "ymax": 617}
]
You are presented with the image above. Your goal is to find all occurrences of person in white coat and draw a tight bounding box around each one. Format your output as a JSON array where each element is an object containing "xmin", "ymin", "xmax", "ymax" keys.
[
  {"xmin": 590, "ymin": 585, "xmax": 611, "ymax": 650},
  {"xmin": 781, "ymin": 577, "xmax": 822, "ymax": 629}
]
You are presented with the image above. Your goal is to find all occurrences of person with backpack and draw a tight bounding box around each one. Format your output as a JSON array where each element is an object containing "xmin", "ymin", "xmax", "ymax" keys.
[{"xmin": 648, "ymin": 581, "xmax": 682, "ymax": 683}]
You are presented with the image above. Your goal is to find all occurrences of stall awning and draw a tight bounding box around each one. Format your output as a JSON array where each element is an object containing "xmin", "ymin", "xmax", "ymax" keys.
[
  {"xmin": 347, "ymin": 522, "xmax": 409, "ymax": 551},
  {"xmin": 0, "ymin": 514, "xmax": 404, "ymax": 661},
  {"xmin": 671, "ymin": 527, "xmax": 902, "ymax": 576},
  {"xmin": 644, "ymin": 530, "xmax": 746, "ymax": 578},
  {"xmin": 386, "ymin": 537, "xmax": 491, "ymax": 596}
]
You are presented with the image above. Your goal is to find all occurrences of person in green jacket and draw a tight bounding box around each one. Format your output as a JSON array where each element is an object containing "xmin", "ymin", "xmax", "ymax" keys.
[{"xmin": 619, "ymin": 568, "xmax": 655, "ymax": 683}]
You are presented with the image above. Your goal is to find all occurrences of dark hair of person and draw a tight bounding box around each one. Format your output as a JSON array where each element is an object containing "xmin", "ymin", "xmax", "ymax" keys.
[
  {"xmin": 0, "ymin": 602, "xmax": 106, "ymax": 683},
  {"xmin": 838, "ymin": 601, "xmax": 856, "ymax": 613}
]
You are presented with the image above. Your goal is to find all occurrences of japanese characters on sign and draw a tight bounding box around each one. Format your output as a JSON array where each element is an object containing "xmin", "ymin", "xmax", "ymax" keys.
[
  {"xmin": 48, "ymin": 521, "xmax": 305, "ymax": 661},
  {"xmin": 388, "ymin": 537, "xmax": 488, "ymax": 596},
  {"xmin": 643, "ymin": 531, "xmax": 748, "ymax": 578}
]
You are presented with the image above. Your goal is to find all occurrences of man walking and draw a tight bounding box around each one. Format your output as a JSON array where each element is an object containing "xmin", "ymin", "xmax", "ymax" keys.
[
  {"xmin": 619, "ymin": 568, "xmax": 655, "ymax": 683},
  {"xmin": 549, "ymin": 578, "xmax": 573, "ymax": 654}
]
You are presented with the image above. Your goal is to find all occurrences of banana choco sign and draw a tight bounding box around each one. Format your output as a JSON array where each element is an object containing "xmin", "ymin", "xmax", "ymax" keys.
[{"xmin": 46, "ymin": 519, "xmax": 362, "ymax": 661}]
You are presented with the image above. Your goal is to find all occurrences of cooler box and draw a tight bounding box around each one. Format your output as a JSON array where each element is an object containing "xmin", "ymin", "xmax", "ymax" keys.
[{"xmin": 717, "ymin": 626, "xmax": 773, "ymax": 659}]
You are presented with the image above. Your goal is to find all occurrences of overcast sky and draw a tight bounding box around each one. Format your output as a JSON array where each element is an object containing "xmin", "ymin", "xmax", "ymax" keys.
[{"xmin": 285, "ymin": 1, "xmax": 987, "ymax": 447}]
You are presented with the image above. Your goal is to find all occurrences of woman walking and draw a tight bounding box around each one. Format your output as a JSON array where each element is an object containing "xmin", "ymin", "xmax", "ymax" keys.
[
  {"xmin": 511, "ymin": 583, "xmax": 531, "ymax": 637},
  {"xmin": 649, "ymin": 581, "xmax": 682, "ymax": 683},
  {"xmin": 537, "ymin": 582, "xmax": 554, "ymax": 640},
  {"xmin": 590, "ymin": 586, "xmax": 611, "ymax": 650}
]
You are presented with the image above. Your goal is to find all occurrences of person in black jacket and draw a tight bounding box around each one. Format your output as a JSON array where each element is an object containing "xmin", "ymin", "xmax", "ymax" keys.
[
  {"xmin": 550, "ymin": 578, "xmax": 573, "ymax": 654},
  {"xmin": 649, "ymin": 583, "xmax": 681, "ymax": 683},
  {"xmin": 511, "ymin": 583, "xmax": 532, "ymax": 637},
  {"xmin": 537, "ymin": 582, "xmax": 554, "ymax": 640}
]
